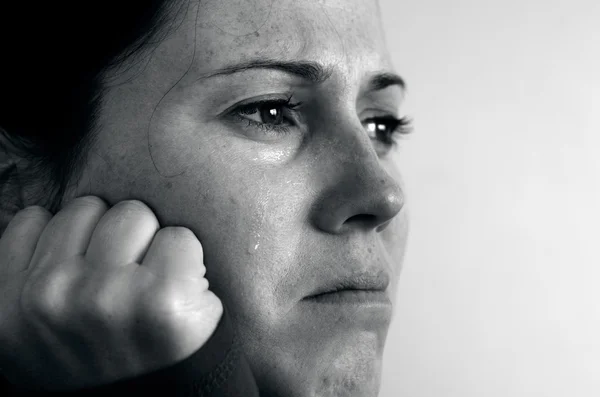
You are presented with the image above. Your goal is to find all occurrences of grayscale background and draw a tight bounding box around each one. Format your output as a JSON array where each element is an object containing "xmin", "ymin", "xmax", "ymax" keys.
[{"xmin": 378, "ymin": 0, "xmax": 599, "ymax": 396}]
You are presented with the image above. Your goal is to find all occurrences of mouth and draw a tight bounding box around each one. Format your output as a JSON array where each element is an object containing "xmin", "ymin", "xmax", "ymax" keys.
[
  {"xmin": 304, "ymin": 289, "xmax": 391, "ymax": 305},
  {"xmin": 303, "ymin": 270, "xmax": 392, "ymax": 306}
]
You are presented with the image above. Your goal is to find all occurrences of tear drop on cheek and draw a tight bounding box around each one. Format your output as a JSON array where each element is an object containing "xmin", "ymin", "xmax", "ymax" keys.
[{"xmin": 246, "ymin": 234, "xmax": 260, "ymax": 255}]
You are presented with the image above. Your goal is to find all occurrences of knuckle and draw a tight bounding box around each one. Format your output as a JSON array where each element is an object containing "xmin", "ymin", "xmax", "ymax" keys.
[
  {"xmin": 68, "ymin": 196, "xmax": 109, "ymax": 213},
  {"xmin": 115, "ymin": 199, "xmax": 152, "ymax": 214},
  {"xmin": 15, "ymin": 205, "xmax": 52, "ymax": 223},
  {"xmin": 21, "ymin": 272, "xmax": 70, "ymax": 325},
  {"xmin": 133, "ymin": 279, "xmax": 222, "ymax": 340},
  {"xmin": 75, "ymin": 273, "xmax": 127, "ymax": 328},
  {"xmin": 114, "ymin": 200, "xmax": 158, "ymax": 224},
  {"xmin": 137, "ymin": 283, "xmax": 179, "ymax": 320},
  {"xmin": 84, "ymin": 292, "xmax": 114, "ymax": 324},
  {"xmin": 155, "ymin": 281, "xmax": 217, "ymax": 317},
  {"xmin": 153, "ymin": 284, "xmax": 180, "ymax": 314}
]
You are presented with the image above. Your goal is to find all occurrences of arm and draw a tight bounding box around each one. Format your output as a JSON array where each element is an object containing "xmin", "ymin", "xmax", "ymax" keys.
[{"xmin": 6, "ymin": 307, "xmax": 259, "ymax": 397}]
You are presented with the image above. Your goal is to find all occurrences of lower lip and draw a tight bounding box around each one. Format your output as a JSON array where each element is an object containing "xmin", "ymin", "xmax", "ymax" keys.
[{"xmin": 304, "ymin": 290, "xmax": 392, "ymax": 306}]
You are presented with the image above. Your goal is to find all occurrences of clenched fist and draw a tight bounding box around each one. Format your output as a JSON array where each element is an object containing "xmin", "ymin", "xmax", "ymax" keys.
[{"xmin": 0, "ymin": 196, "xmax": 223, "ymax": 391}]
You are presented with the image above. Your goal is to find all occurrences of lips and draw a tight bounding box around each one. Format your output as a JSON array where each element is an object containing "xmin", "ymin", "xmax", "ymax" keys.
[{"xmin": 305, "ymin": 269, "xmax": 390, "ymax": 299}]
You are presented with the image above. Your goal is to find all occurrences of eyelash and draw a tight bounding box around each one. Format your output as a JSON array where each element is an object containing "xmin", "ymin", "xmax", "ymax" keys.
[
  {"xmin": 363, "ymin": 115, "xmax": 413, "ymax": 147},
  {"xmin": 232, "ymin": 97, "xmax": 413, "ymax": 147}
]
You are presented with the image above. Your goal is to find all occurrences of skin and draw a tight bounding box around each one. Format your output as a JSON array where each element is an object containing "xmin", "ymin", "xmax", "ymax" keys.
[{"xmin": 58, "ymin": 0, "xmax": 410, "ymax": 395}]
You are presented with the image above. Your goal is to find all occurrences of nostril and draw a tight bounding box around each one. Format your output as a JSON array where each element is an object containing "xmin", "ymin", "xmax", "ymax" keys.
[{"xmin": 345, "ymin": 214, "xmax": 377, "ymax": 227}]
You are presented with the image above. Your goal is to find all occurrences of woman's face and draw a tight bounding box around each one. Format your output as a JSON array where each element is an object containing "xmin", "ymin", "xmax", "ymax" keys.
[{"xmin": 67, "ymin": 0, "xmax": 409, "ymax": 395}]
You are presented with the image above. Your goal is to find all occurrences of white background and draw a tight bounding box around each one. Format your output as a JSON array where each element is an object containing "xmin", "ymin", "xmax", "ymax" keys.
[{"xmin": 379, "ymin": 1, "xmax": 600, "ymax": 396}]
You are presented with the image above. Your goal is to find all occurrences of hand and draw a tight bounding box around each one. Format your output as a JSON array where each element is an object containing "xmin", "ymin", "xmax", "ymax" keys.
[{"xmin": 0, "ymin": 196, "xmax": 223, "ymax": 391}]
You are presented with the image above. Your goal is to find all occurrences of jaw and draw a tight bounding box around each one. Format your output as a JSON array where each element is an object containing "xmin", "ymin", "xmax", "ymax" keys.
[{"xmin": 237, "ymin": 307, "xmax": 390, "ymax": 397}]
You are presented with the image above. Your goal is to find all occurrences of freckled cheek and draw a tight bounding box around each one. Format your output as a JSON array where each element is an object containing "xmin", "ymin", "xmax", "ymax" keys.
[
  {"xmin": 184, "ymin": 172, "xmax": 274, "ymax": 272},
  {"xmin": 181, "ymin": 185, "xmax": 261, "ymax": 305},
  {"xmin": 155, "ymin": 156, "xmax": 308, "ymax": 310},
  {"xmin": 223, "ymin": 182, "xmax": 309, "ymax": 306}
]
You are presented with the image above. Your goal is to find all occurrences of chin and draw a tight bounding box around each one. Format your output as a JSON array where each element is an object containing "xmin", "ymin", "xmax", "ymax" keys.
[
  {"xmin": 251, "ymin": 327, "xmax": 386, "ymax": 397},
  {"xmin": 312, "ymin": 339, "xmax": 383, "ymax": 397},
  {"xmin": 313, "ymin": 366, "xmax": 383, "ymax": 397}
]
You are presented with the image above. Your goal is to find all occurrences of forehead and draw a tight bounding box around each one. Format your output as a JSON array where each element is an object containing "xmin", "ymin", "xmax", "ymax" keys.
[{"xmin": 188, "ymin": 0, "xmax": 391, "ymax": 76}]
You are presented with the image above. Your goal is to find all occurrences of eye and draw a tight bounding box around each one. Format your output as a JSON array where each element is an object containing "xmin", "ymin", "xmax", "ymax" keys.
[
  {"xmin": 234, "ymin": 96, "xmax": 302, "ymax": 134},
  {"xmin": 241, "ymin": 103, "xmax": 285, "ymax": 126},
  {"xmin": 364, "ymin": 116, "xmax": 413, "ymax": 147}
]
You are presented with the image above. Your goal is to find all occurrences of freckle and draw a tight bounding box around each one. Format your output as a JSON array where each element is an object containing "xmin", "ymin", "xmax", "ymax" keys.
[
  {"xmin": 230, "ymin": 196, "xmax": 237, "ymax": 204},
  {"xmin": 368, "ymin": 247, "xmax": 372, "ymax": 254},
  {"xmin": 166, "ymin": 181, "xmax": 173, "ymax": 189},
  {"xmin": 380, "ymin": 178, "xmax": 385, "ymax": 184}
]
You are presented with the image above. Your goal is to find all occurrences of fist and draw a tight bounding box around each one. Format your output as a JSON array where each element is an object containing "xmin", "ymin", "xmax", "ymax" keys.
[{"xmin": 0, "ymin": 196, "xmax": 223, "ymax": 391}]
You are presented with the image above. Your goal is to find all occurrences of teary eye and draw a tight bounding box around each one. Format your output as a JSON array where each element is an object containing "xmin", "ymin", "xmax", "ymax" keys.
[{"xmin": 235, "ymin": 96, "xmax": 302, "ymax": 133}]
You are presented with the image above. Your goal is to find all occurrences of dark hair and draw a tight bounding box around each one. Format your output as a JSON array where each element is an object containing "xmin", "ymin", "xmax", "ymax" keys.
[{"xmin": 0, "ymin": 1, "xmax": 186, "ymax": 213}]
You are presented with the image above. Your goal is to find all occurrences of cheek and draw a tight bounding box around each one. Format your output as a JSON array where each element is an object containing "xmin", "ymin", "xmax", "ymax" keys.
[
  {"xmin": 385, "ymin": 209, "xmax": 409, "ymax": 300},
  {"xmin": 380, "ymin": 158, "xmax": 409, "ymax": 297},
  {"xmin": 136, "ymin": 160, "xmax": 311, "ymax": 331}
]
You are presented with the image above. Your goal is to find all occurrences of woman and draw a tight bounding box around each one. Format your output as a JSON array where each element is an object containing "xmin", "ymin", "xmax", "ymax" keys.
[{"xmin": 0, "ymin": 0, "xmax": 410, "ymax": 395}]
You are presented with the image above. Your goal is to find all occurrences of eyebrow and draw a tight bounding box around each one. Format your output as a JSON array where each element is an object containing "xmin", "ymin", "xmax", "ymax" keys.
[
  {"xmin": 368, "ymin": 72, "xmax": 406, "ymax": 92},
  {"xmin": 196, "ymin": 58, "xmax": 406, "ymax": 92},
  {"xmin": 196, "ymin": 59, "xmax": 333, "ymax": 84}
]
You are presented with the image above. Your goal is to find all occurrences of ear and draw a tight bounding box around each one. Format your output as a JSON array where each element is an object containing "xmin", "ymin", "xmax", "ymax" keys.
[{"xmin": 0, "ymin": 129, "xmax": 27, "ymax": 236}]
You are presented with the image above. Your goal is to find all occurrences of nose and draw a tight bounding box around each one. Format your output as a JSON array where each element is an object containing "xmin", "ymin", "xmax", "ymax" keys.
[{"xmin": 310, "ymin": 122, "xmax": 405, "ymax": 235}]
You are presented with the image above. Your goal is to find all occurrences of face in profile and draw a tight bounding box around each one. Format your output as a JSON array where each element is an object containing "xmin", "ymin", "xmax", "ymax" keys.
[{"xmin": 66, "ymin": 0, "xmax": 410, "ymax": 395}]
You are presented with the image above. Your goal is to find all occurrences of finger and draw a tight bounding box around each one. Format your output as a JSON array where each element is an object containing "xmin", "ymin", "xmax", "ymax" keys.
[
  {"xmin": 0, "ymin": 206, "xmax": 51, "ymax": 277},
  {"xmin": 85, "ymin": 200, "xmax": 159, "ymax": 268},
  {"xmin": 28, "ymin": 196, "xmax": 108, "ymax": 269},
  {"xmin": 141, "ymin": 227, "xmax": 207, "ymax": 282}
]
